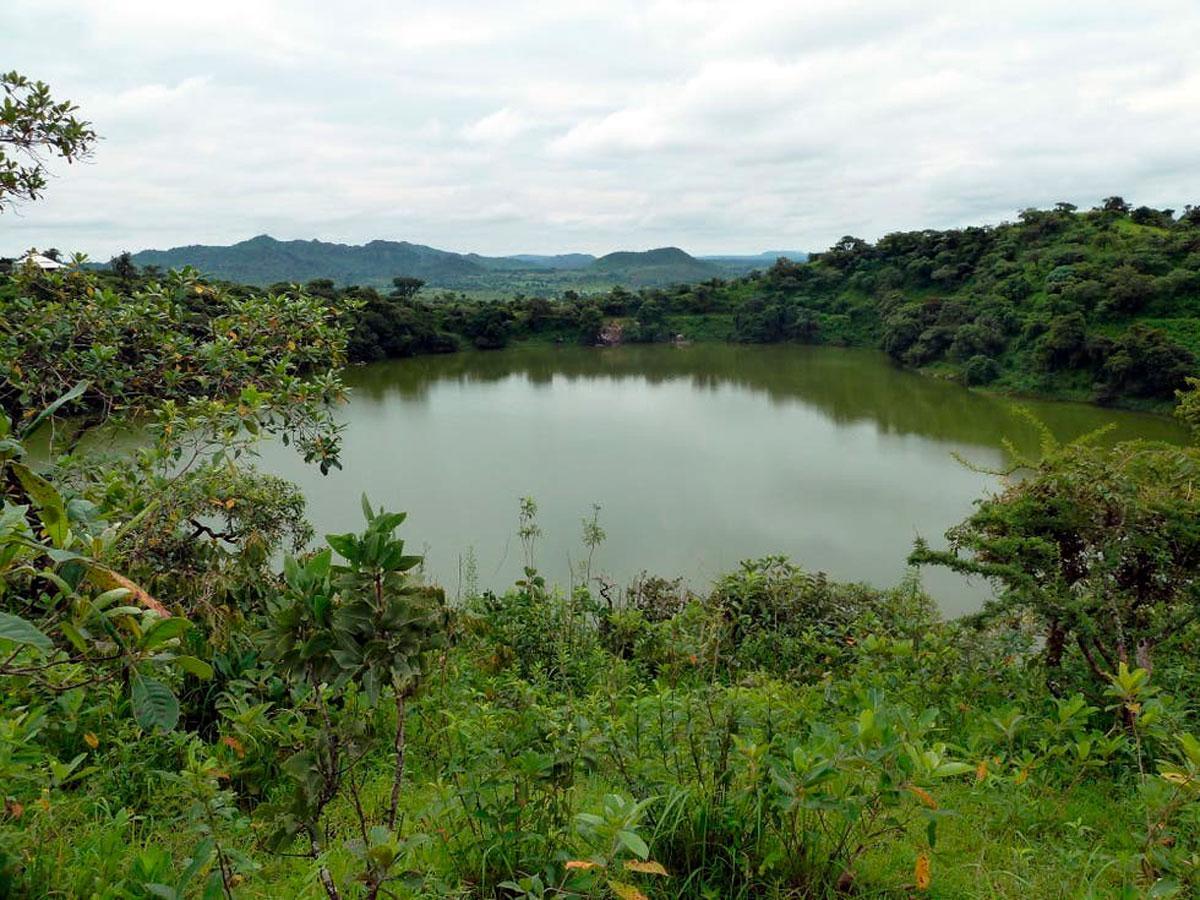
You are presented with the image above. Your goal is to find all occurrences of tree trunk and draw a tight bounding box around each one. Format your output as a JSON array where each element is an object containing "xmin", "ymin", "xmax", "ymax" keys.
[
  {"xmin": 387, "ymin": 691, "xmax": 408, "ymax": 831},
  {"xmin": 1045, "ymin": 620, "xmax": 1066, "ymax": 696},
  {"xmin": 1135, "ymin": 639, "xmax": 1154, "ymax": 677},
  {"xmin": 309, "ymin": 827, "xmax": 340, "ymax": 900}
]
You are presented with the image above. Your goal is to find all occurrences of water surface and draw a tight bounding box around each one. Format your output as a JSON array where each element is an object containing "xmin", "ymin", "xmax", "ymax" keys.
[{"xmin": 257, "ymin": 344, "xmax": 1188, "ymax": 616}]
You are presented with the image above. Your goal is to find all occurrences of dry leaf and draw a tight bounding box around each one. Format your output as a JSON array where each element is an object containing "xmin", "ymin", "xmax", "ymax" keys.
[
  {"xmin": 83, "ymin": 732, "xmax": 99, "ymax": 749},
  {"xmin": 908, "ymin": 785, "xmax": 937, "ymax": 810},
  {"xmin": 609, "ymin": 881, "xmax": 649, "ymax": 900},
  {"xmin": 221, "ymin": 736, "xmax": 246, "ymax": 759},
  {"xmin": 564, "ymin": 860, "xmax": 598, "ymax": 871},
  {"xmin": 4, "ymin": 800, "xmax": 23, "ymax": 820},
  {"xmin": 87, "ymin": 566, "xmax": 170, "ymax": 616},
  {"xmin": 624, "ymin": 860, "xmax": 669, "ymax": 876},
  {"xmin": 914, "ymin": 853, "xmax": 931, "ymax": 891},
  {"xmin": 975, "ymin": 759, "xmax": 989, "ymax": 782}
]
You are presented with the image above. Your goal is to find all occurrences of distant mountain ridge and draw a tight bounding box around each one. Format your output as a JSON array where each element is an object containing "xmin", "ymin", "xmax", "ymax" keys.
[
  {"xmin": 129, "ymin": 236, "xmax": 805, "ymax": 292},
  {"xmin": 131, "ymin": 235, "xmax": 487, "ymax": 287}
]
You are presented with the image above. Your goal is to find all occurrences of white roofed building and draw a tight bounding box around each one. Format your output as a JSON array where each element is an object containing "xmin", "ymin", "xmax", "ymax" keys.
[{"xmin": 17, "ymin": 252, "xmax": 67, "ymax": 270}]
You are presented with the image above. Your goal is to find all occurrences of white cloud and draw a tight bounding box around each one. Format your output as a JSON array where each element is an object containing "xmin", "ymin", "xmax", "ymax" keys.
[
  {"xmin": 2, "ymin": 0, "xmax": 1199, "ymax": 257},
  {"xmin": 462, "ymin": 108, "xmax": 530, "ymax": 143}
]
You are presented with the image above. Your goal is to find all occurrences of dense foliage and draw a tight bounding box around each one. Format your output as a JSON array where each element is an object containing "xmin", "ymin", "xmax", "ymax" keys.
[
  {"xmin": 5, "ymin": 462, "xmax": 1200, "ymax": 896},
  {"xmin": 146, "ymin": 198, "xmax": 1198, "ymax": 411},
  {"xmin": 795, "ymin": 201, "xmax": 1200, "ymax": 406}
]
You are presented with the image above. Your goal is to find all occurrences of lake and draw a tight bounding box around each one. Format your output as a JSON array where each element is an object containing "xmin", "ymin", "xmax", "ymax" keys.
[{"xmin": 255, "ymin": 344, "xmax": 1189, "ymax": 616}]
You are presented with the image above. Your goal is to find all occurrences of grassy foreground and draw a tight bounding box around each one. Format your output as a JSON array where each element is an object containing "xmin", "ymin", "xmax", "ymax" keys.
[{"xmin": 6, "ymin": 549, "xmax": 1200, "ymax": 899}]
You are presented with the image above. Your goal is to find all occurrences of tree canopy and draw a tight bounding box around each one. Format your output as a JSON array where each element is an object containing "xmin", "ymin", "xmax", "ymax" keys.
[{"xmin": 0, "ymin": 71, "xmax": 96, "ymax": 210}]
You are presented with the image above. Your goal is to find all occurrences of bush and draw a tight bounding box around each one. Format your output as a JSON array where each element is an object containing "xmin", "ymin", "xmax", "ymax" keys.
[{"xmin": 964, "ymin": 354, "xmax": 1001, "ymax": 385}]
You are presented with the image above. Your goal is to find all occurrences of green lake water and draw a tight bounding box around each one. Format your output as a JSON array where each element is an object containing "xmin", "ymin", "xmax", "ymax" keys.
[{"xmin": 254, "ymin": 344, "xmax": 1189, "ymax": 616}]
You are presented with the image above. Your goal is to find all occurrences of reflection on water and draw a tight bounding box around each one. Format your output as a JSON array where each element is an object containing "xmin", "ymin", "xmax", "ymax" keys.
[{"xmin": 253, "ymin": 344, "xmax": 1188, "ymax": 617}]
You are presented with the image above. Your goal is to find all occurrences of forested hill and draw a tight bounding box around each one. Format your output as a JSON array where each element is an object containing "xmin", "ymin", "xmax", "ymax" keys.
[
  {"xmin": 591, "ymin": 246, "xmax": 723, "ymax": 285},
  {"xmin": 719, "ymin": 199, "xmax": 1200, "ymax": 406},
  {"xmin": 128, "ymin": 235, "xmax": 771, "ymax": 292},
  {"xmin": 131, "ymin": 235, "xmax": 487, "ymax": 286}
]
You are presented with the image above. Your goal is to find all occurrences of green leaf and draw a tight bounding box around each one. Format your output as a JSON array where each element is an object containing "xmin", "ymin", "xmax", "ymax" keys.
[
  {"xmin": 131, "ymin": 676, "xmax": 180, "ymax": 732},
  {"xmin": 932, "ymin": 761, "xmax": 974, "ymax": 778},
  {"xmin": 283, "ymin": 554, "xmax": 301, "ymax": 590},
  {"xmin": 307, "ymin": 547, "xmax": 333, "ymax": 580},
  {"xmin": 59, "ymin": 620, "xmax": 88, "ymax": 653},
  {"xmin": 177, "ymin": 837, "xmax": 215, "ymax": 890},
  {"xmin": 201, "ymin": 870, "xmax": 227, "ymax": 900},
  {"xmin": 0, "ymin": 611, "xmax": 53, "ymax": 651},
  {"xmin": 325, "ymin": 532, "xmax": 358, "ymax": 561},
  {"xmin": 10, "ymin": 462, "xmax": 69, "ymax": 546},
  {"xmin": 19, "ymin": 380, "xmax": 89, "ymax": 438},
  {"xmin": 139, "ymin": 616, "xmax": 190, "ymax": 650},
  {"xmin": 617, "ymin": 829, "xmax": 650, "ymax": 859},
  {"xmin": 172, "ymin": 655, "xmax": 214, "ymax": 679}
]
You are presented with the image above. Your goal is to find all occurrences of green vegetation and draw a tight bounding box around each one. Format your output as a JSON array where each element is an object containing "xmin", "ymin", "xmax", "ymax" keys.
[
  {"xmin": 3, "ymin": 73, "xmax": 1200, "ymax": 899},
  {"xmin": 116, "ymin": 199, "xmax": 1200, "ymax": 412},
  {"xmin": 725, "ymin": 201, "xmax": 1200, "ymax": 408},
  {"xmin": 4, "ymin": 253, "xmax": 1200, "ymax": 897},
  {"xmin": 0, "ymin": 71, "xmax": 97, "ymax": 210}
]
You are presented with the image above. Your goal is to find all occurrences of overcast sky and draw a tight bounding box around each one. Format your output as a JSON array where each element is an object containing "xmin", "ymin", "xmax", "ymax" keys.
[{"xmin": 3, "ymin": 1, "xmax": 1198, "ymax": 259}]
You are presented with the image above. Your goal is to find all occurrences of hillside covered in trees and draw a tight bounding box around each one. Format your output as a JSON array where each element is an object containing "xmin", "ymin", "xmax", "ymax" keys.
[
  {"xmin": 212, "ymin": 198, "xmax": 1200, "ymax": 411},
  {"xmin": 730, "ymin": 198, "xmax": 1200, "ymax": 406}
]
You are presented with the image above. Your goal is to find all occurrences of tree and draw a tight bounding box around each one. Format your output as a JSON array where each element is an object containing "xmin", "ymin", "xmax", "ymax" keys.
[
  {"xmin": 109, "ymin": 250, "xmax": 138, "ymax": 288},
  {"xmin": 389, "ymin": 276, "xmax": 425, "ymax": 301},
  {"xmin": 913, "ymin": 426, "xmax": 1200, "ymax": 694},
  {"xmin": 0, "ymin": 71, "xmax": 97, "ymax": 210},
  {"xmin": 1035, "ymin": 312, "xmax": 1087, "ymax": 371},
  {"xmin": 0, "ymin": 265, "xmax": 350, "ymax": 471},
  {"xmin": 823, "ymin": 235, "xmax": 870, "ymax": 270},
  {"xmin": 266, "ymin": 499, "xmax": 446, "ymax": 899},
  {"xmin": 1131, "ymin": 206, "xmax": 1173, "ymax": 227},
  {"xmin": 1098, "ymin": 196, "xmax": 1131, "ymax": 215},
  {"xmin": 1095, "ymin": 325, "xmax": 1195, "ymax": 402},
  {"xmin": 577, "ymin": 304, "xmax": 603, "ymax": 345},
  {"xmin": 630, "ymin": 298, "xmax": 667, "ymax": 342},
  {"xmin": 963, "ymin": 354, "xmax": 1000, "ymax": 385},
  {"xmin": 462, "ymin": 303, "xmax": 511, "ymax": 349}
]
